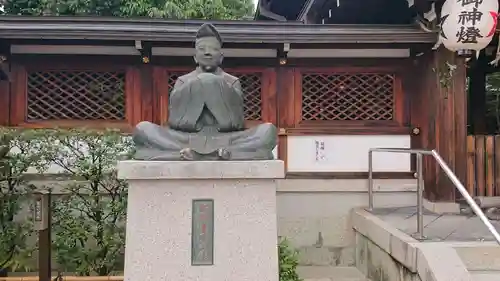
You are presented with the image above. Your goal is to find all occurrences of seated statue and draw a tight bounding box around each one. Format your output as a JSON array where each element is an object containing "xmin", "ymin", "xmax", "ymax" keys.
[{"xmin": 132, "ymin": 23, "xmax": 277, "ymax": 161}]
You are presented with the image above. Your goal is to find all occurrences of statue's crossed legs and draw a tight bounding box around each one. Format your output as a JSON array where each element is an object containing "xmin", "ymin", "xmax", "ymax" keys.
[{"xmin": 133, "ymin": 121, "xmax": 276, "ymax": 161}]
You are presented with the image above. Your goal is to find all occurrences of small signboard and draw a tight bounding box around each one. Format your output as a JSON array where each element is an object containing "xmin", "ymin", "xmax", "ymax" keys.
[
  {"xmin": 33, "ymin": 192, "xmax": 50, "ymax": 231},
  {"xmin": 191, "ymin": 199, "xmax": 214, "ymax": 266}
]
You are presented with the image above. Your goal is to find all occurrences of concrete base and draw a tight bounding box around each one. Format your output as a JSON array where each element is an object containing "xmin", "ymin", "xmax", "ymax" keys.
[{"xmin": 117, "ymin": 160, "xmax": 284, "ymax": 281}]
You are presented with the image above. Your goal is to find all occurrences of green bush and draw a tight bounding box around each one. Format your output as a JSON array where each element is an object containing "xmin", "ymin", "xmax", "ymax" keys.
[
  {"xmin": 0, "ymin": 128, "xmax": 301, "ymax": 279},
  {"xmin": 41, "ymin": 129, "xmax": 134, "ymax": 276},
  {"xmin": 0, "ymin": 128, "xmax": 52, "ymax": 272},
  {"xmin": 278, "ymin": 238, "xmax": 302, "ymax": 281}
]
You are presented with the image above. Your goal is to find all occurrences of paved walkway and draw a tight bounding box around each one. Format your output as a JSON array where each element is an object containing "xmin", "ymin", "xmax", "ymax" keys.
[{"xmin": 369, "ymin": 206, "xmax": 500, "ymax": 242}]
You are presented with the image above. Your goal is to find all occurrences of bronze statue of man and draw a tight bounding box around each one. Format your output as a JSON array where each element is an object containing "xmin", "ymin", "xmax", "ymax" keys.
[{"xmin": 132, "ymin": 23, "xmax": 277, "ymax": 161}]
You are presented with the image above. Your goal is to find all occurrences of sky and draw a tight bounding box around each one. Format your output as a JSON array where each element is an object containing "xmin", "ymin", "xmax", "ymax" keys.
[{"xmin": 253, "ymin": 0, "xmax": 258, "ymax": 11}]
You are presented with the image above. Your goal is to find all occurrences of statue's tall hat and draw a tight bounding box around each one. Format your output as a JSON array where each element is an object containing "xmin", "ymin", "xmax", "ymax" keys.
[{"xmin": 195, "ymin": 23, "xmax": 223, "ymax": 45}]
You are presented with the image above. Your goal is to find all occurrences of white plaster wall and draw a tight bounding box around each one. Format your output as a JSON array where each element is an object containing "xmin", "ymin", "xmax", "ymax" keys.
[{"xmin": 287, "ymin": 135, "xmax": 411, "ymax": 172}]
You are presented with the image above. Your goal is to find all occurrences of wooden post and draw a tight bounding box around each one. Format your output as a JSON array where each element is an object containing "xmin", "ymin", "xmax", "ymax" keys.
[
  {"xmin": 276, "ymin": 67, "xmax": 296, "ymax": 170},
  {"xmin": 139, "ymin": 64, "xmax": 154, "ymax": 124},
  {"xmin": 0, "ymin": 78, "xmax": 9, "ymax": 126},
  {"xmin": 416, "ymin": 48, "xmax": 468, "ymax": 202},
  {"xmin": 468, "ymin": 61, "xmax": 487, "ymax": 134},
  {"xmin": 33, "ymin": 191, "xmax": 51, "ymax": 281}
]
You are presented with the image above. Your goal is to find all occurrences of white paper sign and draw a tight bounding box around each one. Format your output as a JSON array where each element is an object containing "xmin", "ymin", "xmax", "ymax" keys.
[{"xmin": 314, "ymin": 140, "xmax": 326, "ymax": 162}]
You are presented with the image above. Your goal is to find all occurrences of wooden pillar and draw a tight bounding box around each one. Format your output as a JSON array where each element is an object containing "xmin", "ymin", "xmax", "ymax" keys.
[
  {"xmin": 468, "ymin": 62, "xmax": 487, "ymax": 134},
  {"xmin": 408, "ymin": 59, "xmax": 422, "ymax": 172},
  {"xmin": 152, "ymin": 66, "xmax": 169, "ymax": 125},
  {"xmin": 415, "ymin": 48, "xmax": 467, "ymax": 202},
  {"xmin": 139, "ymin": 64, "xmax": 154, "ymax": 124},
  {"xmin": 276, "ymin": 67, "xmax": 296, "ymax": 170},
  {"xmin": 37, "ymin": 193, "xmax": 52, "ymax": 281},
  {"xmin": 0, "ymin": 62, "xmax": 10, "ymax": 126},
  {"xmin": 124, "ymin": 64, "xmax": 155, "ymax": 127},
  {"xmin": 0, "ymin": 79, "xmax": 9, "ymax": 126}
]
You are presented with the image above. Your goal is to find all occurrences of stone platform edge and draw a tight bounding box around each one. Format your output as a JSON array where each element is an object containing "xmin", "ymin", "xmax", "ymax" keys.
[
  {"xmin": 117, "ymin": 160, "xmax": 285, "ymax": 180},
  {"xmin": 351, "ymin": 208, "xmax": 472, "ymax": 281}
]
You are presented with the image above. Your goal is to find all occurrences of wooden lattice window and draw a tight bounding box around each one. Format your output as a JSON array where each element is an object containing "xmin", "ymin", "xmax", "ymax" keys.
[
  {"xmin": 26, "ymin": 70, "xmax": 126, "ymax": 121},
  {"xmin": 300, "ymin": 71, "xmax": 398, "ymax": 122},
  {"xmin": 166, "ymin": 70, "xmax": 263, "ymax": 121},
  {"xmin": 11, "ymin": 64, "xmax": 139, "ymax": 130}
]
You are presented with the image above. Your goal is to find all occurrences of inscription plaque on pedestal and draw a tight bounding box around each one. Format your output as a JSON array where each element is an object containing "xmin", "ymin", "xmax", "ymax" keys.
[{"xmin": 191, "ymin": 199, "xmax": 214, "ymax": 265}]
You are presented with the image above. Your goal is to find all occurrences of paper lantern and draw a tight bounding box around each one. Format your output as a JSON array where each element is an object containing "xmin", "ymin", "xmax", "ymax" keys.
[{"xmin": 439, "ymin": 0, "xmax": 499, "ymax": 52}]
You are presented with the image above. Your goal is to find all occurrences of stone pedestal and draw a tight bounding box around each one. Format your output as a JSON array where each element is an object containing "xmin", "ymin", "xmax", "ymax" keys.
[{"xmin": 117, "ymin": 160, "xmax": 284, "ymax": 281}]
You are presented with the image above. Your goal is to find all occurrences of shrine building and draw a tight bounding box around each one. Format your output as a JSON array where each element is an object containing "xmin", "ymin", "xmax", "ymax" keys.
[
  {"xmin": 0, "ymin": 0, "xmax": 473, "ymax": 199},
  {"xmin": 0, "ymin": 0, "xmax": 495, "ymax": 241}
]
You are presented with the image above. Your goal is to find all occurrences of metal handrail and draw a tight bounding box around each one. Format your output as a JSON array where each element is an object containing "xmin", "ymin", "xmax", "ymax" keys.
[{"xmin": 368, "ymin": 148, "xmax": 500, "ymax": 244}]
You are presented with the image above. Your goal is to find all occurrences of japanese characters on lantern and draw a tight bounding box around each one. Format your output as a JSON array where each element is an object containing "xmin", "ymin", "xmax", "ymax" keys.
[{"xmin": 439, "ymin": 0, "xmax": 498, "ymax": 52}]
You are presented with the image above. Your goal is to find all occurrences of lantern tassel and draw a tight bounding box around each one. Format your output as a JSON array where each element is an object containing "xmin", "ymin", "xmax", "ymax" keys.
[{"xmin": 490, "ymin": 37, "xmax": 500, "ymax": 66}]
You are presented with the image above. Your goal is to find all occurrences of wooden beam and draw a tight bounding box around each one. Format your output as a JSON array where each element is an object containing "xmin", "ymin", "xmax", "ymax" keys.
[{"xmin": 286, "ymin": 172, "xmax": 415, "ymax": 179}]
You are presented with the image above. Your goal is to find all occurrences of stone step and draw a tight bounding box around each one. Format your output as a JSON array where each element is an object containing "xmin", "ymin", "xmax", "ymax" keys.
[
  {"xmin": 454, "ymin": 244, "xmax": 500, "ymax": 271},
  {"xmin": 297, "ymin": 266, "xmax": 370, "ymax": 281},
  {"xmin": 470, "ymin": 271, "xmax": 500, "ymax": 281}
]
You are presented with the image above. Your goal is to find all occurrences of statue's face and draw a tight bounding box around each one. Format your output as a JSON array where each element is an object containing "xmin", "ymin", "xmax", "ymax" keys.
[{"xmin": 194, "ymin": 37, "xmax": 223, "ymax": 72}]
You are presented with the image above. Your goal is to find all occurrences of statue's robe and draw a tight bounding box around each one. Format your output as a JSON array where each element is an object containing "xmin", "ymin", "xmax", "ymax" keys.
[{"xmin": 133, "ymin": 68, "xmax": 277, "ymax": 160}]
